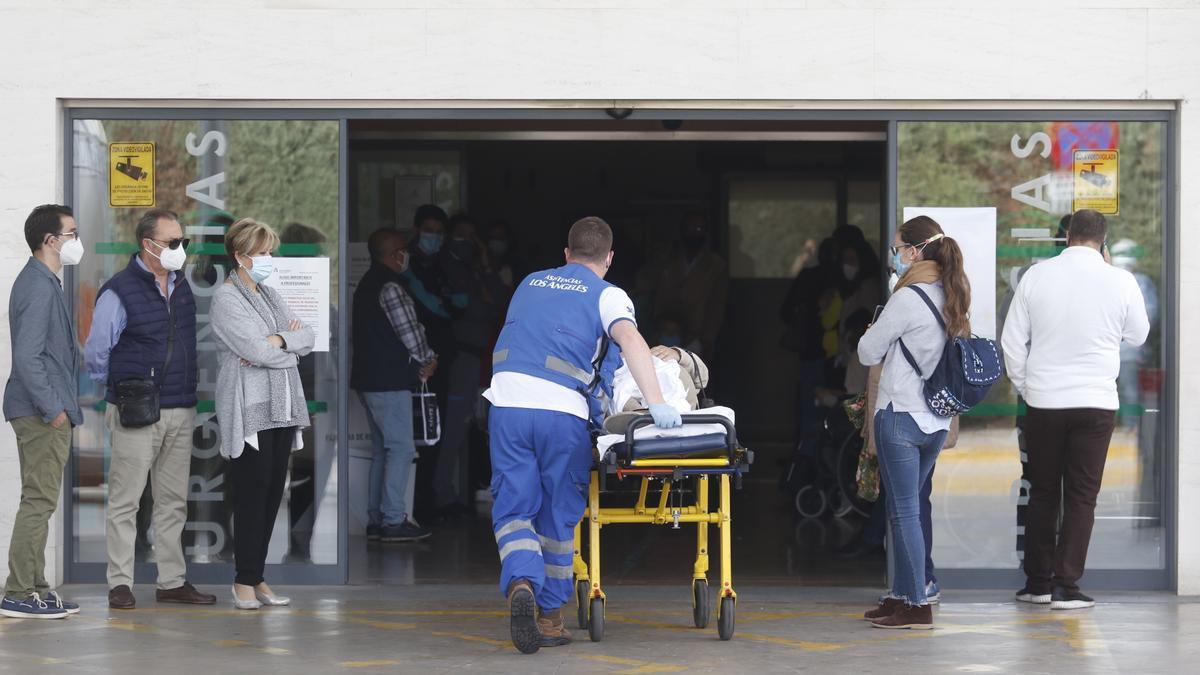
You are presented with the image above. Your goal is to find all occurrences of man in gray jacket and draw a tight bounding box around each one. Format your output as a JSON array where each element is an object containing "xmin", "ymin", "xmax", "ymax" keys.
[{"xmin": 1, "ymin": 205, "xmax": 84, "ymax": 619}]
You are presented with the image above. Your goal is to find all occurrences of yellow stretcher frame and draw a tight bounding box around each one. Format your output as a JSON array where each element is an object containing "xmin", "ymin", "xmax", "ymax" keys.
[{"xmin": 571, "ymin": 424, "xmax": 749, "ymax": 643}]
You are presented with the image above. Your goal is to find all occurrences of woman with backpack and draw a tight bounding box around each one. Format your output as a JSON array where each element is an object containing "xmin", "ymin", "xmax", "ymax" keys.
[{"xmin": 856, "ymin": 215, "xmax": 972, "ymax": 630}]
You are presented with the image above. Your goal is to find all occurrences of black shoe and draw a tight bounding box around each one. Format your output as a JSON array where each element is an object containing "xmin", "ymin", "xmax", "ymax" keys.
[
  {"xmin": 1050, "ymin": 587, "xmax": 1095, "ymax": 610},
  {"xmin": 365, "ymin": 524, "xmax": 382, "ymax": 542},
  {"xmin": 381, "ymin": 521, "xmax": 432, "ymax": 542},
  {"xmin": 1015, "ymin": 587, "xmax": 1052, "ymax": 605}
]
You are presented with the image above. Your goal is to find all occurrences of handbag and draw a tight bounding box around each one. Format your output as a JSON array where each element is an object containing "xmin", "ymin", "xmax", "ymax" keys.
[
  {"xmin": 841, "ymin": 393, "xmax": 880, "ymax": 502},
  {"xmin": 413, "ymin": 381, "xmax": 441, "ymax": 447},
  {"xmin": 114, "ymin": 301, "xmax": 176, "ymax": 429}
]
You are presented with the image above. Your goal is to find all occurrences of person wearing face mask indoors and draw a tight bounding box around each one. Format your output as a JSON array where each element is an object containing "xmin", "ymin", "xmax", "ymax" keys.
[
  {"xmin": 653, "ymin": 212, "xmax": 729, "ymax": 359},
  {"xmin": 352, "ymin": 229, "xmax": 438, "ymax": 542},
  {"xmin": 435, "ymin": 214, "xmax": 501, "ymax": 518},
  {"xmin": 212, "ymin": 219, "xmax": 315, "ymax": 610},
  {"xmin": 2, "ymin": 205, "xmax": 84, "ymax": 619},
  {"xmin": 84, "ymin": 209, "xmax": 214, "ymax": 611}
]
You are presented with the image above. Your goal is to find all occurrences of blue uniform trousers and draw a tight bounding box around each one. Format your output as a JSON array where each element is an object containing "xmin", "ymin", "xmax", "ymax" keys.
[{"xmin": 489, "ymin": 406, "xmax": 592, "ymax": 611}]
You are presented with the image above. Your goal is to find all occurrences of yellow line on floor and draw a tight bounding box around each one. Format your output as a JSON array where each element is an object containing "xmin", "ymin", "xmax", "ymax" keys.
[
  {"xmin": 606, "ymin": 613, "xmax": 845, "ymax": 652},
  {"xmin": 430, "ymin": 630, "xmax": 513, "ymax": 649},
  {"xmin": 341, "ymin": 660, "xmax": 401, "ymax": 668},
  {"xmin": 212, "ymin": 639, "xmax": 292, "ymax": 655},
  {"xmin": 577, "ymin": 654, "xmax": 687, "ymax": 673}
]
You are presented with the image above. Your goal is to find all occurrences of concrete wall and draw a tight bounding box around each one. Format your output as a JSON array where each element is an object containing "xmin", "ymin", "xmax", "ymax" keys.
[{"xmin": 1, "ymin": 0, "xmax": 1198, "ymax": 592}]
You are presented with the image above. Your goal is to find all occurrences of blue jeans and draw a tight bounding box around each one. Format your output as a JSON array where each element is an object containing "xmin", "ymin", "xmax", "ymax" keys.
[
  {"xmin": 874, "ymin": 405, "xmax": 947, "ymax": 605},
  {"xmin": 359, "ymin": 390, "xmax": 416, "ymax": 526}
]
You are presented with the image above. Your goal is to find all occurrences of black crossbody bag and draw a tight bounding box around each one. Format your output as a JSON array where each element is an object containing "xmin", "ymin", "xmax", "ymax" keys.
[{"xmin": 114, "ymin": 301, "xmax": 177, "ymax": 428}]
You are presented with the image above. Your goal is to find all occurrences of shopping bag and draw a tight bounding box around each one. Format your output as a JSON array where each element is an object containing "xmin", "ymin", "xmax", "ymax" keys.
[{"xmin": 413, "ymin": 382, "xmax": 441, "ymax": 447}]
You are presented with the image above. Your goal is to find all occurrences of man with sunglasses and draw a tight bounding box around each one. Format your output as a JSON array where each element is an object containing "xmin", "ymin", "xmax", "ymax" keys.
[
  {"xmin": 84, "ymin": 209, "xmax": 215, "ymax": 609},
  {"xmin": 2, "ymin": 205, "xmax": 83, "ymax": 619}
]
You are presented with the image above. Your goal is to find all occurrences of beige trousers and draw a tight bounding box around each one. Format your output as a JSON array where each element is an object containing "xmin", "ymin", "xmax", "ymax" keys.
[{"xmin": 105, "ymin": 405, "xmax": 195, "ymax": 590}]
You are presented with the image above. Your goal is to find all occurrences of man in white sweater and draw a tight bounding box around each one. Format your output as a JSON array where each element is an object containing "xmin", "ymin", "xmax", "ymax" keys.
[{"xmin": 1001, "ymin": 209, "xmax": 1150, "ymax": 610}]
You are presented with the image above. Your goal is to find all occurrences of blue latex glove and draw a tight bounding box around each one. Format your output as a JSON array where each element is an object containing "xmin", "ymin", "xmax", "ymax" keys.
[{"xmin": 648, "ymin": 403, "xmax": 683, "ymax": 429}]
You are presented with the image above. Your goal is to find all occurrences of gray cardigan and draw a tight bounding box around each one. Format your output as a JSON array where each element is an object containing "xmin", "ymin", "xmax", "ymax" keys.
[
  {"xmin": 3, "ymin": 258, "xmax": 83, "ymax": 425},
  {"xmin": 212, "ymin": 281, "xmax": 314, "ymax": 459},
  {"xmin": 857, "ymin": 282, "xmax": 948, "ymax": 415}
]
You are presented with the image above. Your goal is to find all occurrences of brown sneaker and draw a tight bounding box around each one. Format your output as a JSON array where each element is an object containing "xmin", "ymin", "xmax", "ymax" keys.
[
  {"xmin": 507, "ymin": 579, "xmax": 540, "ymax": 655},
  {"xmin": 156, "ymin": 582, "xmax": 217, "ymax": 605},
  {"xmin": 537, "ymin": 607, "xmax": 572, "ymax": 647},
  {"xmin": 863, "ymin": 596, "xmax": 905, "ymax": 621},
  {"xmin": 871, "ymin": 602, "xmax": 933, "ymax": 630},
  {"xmin": 108, "ymin": 585, "xmax": 136, "ymax": 610}
]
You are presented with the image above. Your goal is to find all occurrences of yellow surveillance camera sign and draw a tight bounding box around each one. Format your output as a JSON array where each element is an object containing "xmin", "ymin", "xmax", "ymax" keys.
[
  {"xmin": 1072, "ymin": 149, "xmax": 1118, "ymax": 215},
  {"xmin": 109, "ymin": 142, "xmax": 156, "ymax": 207}
]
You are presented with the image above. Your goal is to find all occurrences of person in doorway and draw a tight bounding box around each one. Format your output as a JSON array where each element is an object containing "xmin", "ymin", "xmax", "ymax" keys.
[
  {"xmin": 486, "ymin": 217, "xmax": 682, "ymax": 654},
  {"xmin": 1, "ymin": 205, "xmax": 84, "ymax": 620},
  {"xmin": 435, "ymin": 214, "xmax": 499, "ymax": 518},
  {"xmin": 1001, "ymin": 209, "xmax": 1149, "ymax": 610},
  {"xmin": 84, "ymin": 209, "xmax": 215, "ymax": 610},
  {"xmin": 212, "ymin": 219, "xmax": 315, "ymax": 610},
  {"xmin": 857, "ymin": 215, "xmax": 971, "ymax": 629},
  {"xmin": 653, "ymin": 212, "xmax": 729, "ymax": 358},
  {"xmin": 1108, "ymin": 238, "xmax": 1159, "ymax": 429},
  {"xmin": 352, "ymin": 228, "xmax": 438, "ymax": 543}
]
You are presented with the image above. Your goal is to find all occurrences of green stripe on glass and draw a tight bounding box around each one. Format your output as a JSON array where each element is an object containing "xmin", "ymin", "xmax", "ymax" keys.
[{"xmin": 94, "ymin": 243, "xmax": 323, "ymax": 256}]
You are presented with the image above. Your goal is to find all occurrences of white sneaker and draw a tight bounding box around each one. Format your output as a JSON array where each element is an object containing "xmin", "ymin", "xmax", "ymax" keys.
[{"xmin": 1016, "ymin": 587, "xmax": 1052, "ymax": 604}]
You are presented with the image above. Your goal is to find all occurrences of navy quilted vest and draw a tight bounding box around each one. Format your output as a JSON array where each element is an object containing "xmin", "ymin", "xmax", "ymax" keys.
[{"xmin": 101, "ymin": 254, "xmax": 198, "ymax": 409}]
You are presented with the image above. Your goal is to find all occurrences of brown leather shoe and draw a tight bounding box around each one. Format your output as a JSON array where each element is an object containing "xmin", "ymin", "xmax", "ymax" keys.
[
  {"xmin": 863, "ymin": 597, "xmax": 905, "ymax": 621},
  {"xmin": 156, "ymin": 582, "xmax": 217, "ymax": 605},
  {"xmin": 507, "ymin": 579, "xmax": 540, "ymax": 655},
  {"xmin": 871, "ymin": 602, "xmax": 933, "ymax": 630},
  {"xmin": 108, "ymin": 585, "xmax": 136, "ymax": 609},
  {"xmin": 537, "ymin": 607, "xmax": 572, "ymax": 647}
]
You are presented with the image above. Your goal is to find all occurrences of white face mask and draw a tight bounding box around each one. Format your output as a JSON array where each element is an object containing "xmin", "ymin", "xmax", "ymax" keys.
[
  {"xmin": 57, "ymin": 236, "xmax": 84, "ymax": 266},
  {"xmin": 148, "ymin": 240, "xmax": 186, "ymax": 272},
  {"xmin": 842, "ymin": 264, "xmax": 859, "ymax": 281},
  {"xmin": 887, "ymin": 271, "xmax": 900, "ymax": 294}
]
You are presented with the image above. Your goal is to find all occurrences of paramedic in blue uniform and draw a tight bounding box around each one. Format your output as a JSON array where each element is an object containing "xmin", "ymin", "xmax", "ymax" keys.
[{"xmin": 485, "ymin": 216, "xmax": 682, "ymax": 654}]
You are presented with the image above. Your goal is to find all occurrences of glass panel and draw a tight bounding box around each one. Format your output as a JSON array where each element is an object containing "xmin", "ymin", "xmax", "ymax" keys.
[
  {"xmin": 71, "ymin": 119, "xmax": 341, "ymax": 572},
  {"xmin": 727, "ymin": 177, "xmax": 837, "ymax": 279},
  {"xmin": 897, "ymin": 120, "xmax": 1166, "ymax": 570}
]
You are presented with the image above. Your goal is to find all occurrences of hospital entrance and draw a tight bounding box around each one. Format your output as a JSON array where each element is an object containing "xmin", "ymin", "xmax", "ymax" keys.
[{"xmin": 344, "ymin": 118, "xmax": 894, "ymax": 588}]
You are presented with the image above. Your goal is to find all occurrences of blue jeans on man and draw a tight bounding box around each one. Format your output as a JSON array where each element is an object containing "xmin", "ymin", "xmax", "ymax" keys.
[
  {"xmin": 874, "ymin": 405, "xmax": 947, "ymax": 606},
  {"xmin": 359, "ymin": 390, "xmax": 416, "ymax": 527}
]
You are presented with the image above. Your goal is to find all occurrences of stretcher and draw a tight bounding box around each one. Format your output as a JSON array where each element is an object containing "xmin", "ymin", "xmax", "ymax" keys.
[{"xmin": 572, "ymin": 413, "xmax": 753, "ymax": 642}]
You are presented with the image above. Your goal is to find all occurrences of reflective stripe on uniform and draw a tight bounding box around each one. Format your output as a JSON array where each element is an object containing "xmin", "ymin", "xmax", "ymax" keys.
[
  {"xmin": 494, "ymin": 518, "xmax": 534, "ymax": 542},
  {"xmin": 492, "ymin": 349, "xmax": 509, "ymax": 365},
  {"xmin": 539, "ymin": 535, "xmax": 575, "ymax": 556},
  {"xmin": 498, "ymin": 538, "xmax": 542, "ymax": 562},
  {"xmin": 544, "ymin": 563, "xmax": 573, "ymax": 580},
  {"xmin": 544, "ymin": 355, "xmax": 593, "ymax": 387}
]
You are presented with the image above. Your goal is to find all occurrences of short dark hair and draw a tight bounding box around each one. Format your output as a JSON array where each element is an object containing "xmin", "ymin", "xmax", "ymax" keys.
[
  {"xmin": 567, "ymin": 217, "xmax": 613, "ymax": 263},
  {"xmin": 367, "ymin": 227, "xmax": 406, "ymax": 262},
  {"xmin": 1068, "ymin": 209, "xmax": 1107, "ymax": 245},
  {"xmin": 24, "ymin": 204, "xmax": 73, "ymax": 253},
  {"xmin": 135, "ymin": 208, "xmax": 179, "ymax": 249},
  {"xmin": 412, "ymin": 204, "xmax": 448, "ymax": 228},
  {"xmin": 448, "ymin": 212, "xmax": 477, "ymax": 238}
]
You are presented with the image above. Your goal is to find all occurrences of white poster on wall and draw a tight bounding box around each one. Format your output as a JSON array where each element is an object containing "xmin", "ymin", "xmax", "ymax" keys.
[
  {"xmin": 902, "ymin": 207, "xmax": 998, "ymax": 340},
  {"xmin": 262, "ymin": 256, "xmax": 331, "ymax": 351}
]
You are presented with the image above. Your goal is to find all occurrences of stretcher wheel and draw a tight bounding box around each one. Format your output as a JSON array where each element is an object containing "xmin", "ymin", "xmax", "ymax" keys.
[
  {"xmin": 692, "ymin": 580, "xmax": 709, "ymax": 628},
  {"xmin": 576, "ymin": 580, "xmax": 589, "ymax": 629},
  {"xmin": 795, "ymin": 484, "xmax": 827, "ymax": 519},
  {"xmin": 717, "ymin": 597, "xmax": 735, "ymax": 641},
  {"xmin": 589, "ymin": 598, "xmax": 605, "ymax": 642}
]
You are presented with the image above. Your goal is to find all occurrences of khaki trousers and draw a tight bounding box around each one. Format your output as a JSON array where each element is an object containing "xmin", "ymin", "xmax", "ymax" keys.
[
  {"xmin": 105, "ymin": 405, "xmax": 195, "ymax": 590},
  {"xmin": 4, "ymin": 416, "xmax": 72, "ymax": 598}
]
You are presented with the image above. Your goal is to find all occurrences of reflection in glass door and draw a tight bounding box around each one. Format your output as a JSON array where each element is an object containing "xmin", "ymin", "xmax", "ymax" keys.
[{"xmin": 68, "ymin": 117, "xmax": 342, "ymax": 583}]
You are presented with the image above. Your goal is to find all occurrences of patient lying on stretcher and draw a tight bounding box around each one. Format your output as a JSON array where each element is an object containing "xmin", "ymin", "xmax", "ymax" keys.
[{"xmin": 594, "ymin": 345, "xmax": 735, "ymax": 459}]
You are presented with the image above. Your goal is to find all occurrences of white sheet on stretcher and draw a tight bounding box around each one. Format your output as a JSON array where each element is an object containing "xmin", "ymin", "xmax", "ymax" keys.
[{"xmin": 596, "ymin": 406, "xmax": 736, "ymax": 463}]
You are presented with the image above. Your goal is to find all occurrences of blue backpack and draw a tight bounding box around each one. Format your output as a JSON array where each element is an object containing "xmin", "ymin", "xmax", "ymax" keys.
[{"xmin": 898, "ymin": 286, "xmax": 1003, "ymax": 418}]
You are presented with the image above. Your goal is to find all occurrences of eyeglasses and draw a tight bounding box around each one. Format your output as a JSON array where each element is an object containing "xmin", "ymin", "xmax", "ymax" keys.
[
  {"xmin": 889, "ymin": 243, "xmax": 913, "ymax": 256},
  {"xmin": 149, "ymin": 237, "xmax": 189, "ymax": 250},
  {"xmin": 54, "ymin": 231, "xmax": 79, "ymax": 240}
]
